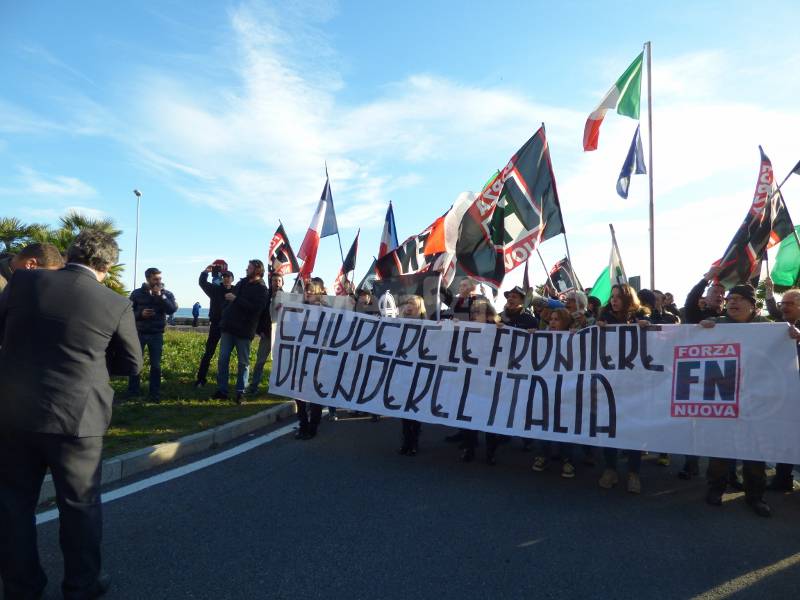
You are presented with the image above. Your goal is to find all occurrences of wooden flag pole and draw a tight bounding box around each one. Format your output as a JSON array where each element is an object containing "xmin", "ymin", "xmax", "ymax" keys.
[{"xmin": 645, "ymin": 41, "xmax": 655, "ymax": 289}]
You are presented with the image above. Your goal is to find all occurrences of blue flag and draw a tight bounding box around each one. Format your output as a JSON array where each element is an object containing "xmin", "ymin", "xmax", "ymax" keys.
[{"xmin": 616, "ymin": 125, "xmax": 647, "ymax": 199}]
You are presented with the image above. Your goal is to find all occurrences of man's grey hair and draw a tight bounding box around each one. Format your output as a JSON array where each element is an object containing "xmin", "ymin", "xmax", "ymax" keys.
[
  {"xmin": 567, "ymin": 290, "xmax": 588, "ymax": 312},
  {"xmin": 66, "ymin": 230, "xmax": 119, "ymax": 271}
]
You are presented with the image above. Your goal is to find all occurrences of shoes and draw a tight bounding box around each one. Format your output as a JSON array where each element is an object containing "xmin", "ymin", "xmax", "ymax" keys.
[
  {"xmin": 599, "ymin": 468, "xmax": 619, "ymax": 489},
  {"xmin": 194, "ymin": 381, "xmax": 205, "ymax": 389},
  {"xmin": 445, "ymin": 432, "xmax": 464, "ymax": 443},
  {"xmin": 408, "ymin": 446, "xmax": 418, "ymax": 457},
  {"xmin": 657, "ymin": 454, "xmax": 670, "ymax": 467},
  {"xmin": 460, "ymin": 448, "xmax": 475, "ymax": 462},
  {"xmin": 304, "ymin": 429, "xmax": 317, "ymax": 440},
  {"xmin": 766, "ymin": 478, "xmax": 795, "ymax": 492},
  {"xmin": 211, "ymin": 390, "xmax": 228, "ymax": 400},
  {"xmin": 294, "ymin": 428, "xmax": 308, "ymax": 440},
  {"xmin": 327, "ymin": 413, "xmax": 338, "ymax": 422},
  {"xmin": 85, "ymin": 573, "xmax": 112, "ymax": 598},
  {"xmin": 727, "ymin": 477, "xmax": 745, "ymax": 492},
  {"xmin": 561, "ymin": 461, "xmax": 576, "ymax": 479},
  {"xmin": 532, "ymin": 456, "xmax": 548, "ymax": 472},
  {"xmin": 370, "ymin": 415, "xmax": 380, "ymax": 422},
  {"xmin": 246, "ymin": 387, "xmax": 257, "ymax": 395},
  {"xmin": 147, "ymin": 396, "xmax": 161, "ymax": 404},
  {"xmin": 679, "ymin": 461, "xmax": 700, "ymax": 480},
  {"xmin": 627, "ymin": 473, "xmax": 642, "ymax": 494},
  {"xmin": 746, "ymin": 498, "xmax": 772, "ymax": 518},
  {"xmin": 398, "ymin": 445, "xmax": 410, "ymax": 455},
  {"xmin": 235, "ymin": 392, "xmax": 244, "ymax": 405},
  {"xmin": 705, "ymin": 489, "xmax": 723, "ymax": 506}
]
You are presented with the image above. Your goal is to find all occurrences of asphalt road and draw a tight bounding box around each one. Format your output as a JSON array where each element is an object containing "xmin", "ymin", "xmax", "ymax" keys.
[{"xmin": 18, "ymin": 414, "xmax": 800, "ymax": 599}]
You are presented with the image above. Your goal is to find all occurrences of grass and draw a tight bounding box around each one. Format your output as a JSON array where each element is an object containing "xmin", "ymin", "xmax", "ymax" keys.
[{"xmin": 106, "ymin": 329, "xmax": 285, "ymax": 457}]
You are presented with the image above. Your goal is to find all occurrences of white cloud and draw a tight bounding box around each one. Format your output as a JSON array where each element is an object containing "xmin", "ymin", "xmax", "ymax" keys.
[{"xmin": 19, "ymin": 167, "xmax": 97, "ymax": 197}]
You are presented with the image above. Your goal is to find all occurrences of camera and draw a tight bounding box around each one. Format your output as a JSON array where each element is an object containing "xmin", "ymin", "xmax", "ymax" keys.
[{"xmin": 212, "ymin": 265, "xmax": 222, "ymax": 275}]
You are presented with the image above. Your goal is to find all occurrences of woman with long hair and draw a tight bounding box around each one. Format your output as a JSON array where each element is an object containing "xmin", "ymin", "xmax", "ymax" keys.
[
  {"xmin": 532, "ymin": 308, "xmax": 577, "ymax": 478},
  {"xmin": 459, "ymin": 297, "xmax": 507, "ymax": 465},
  {"xmin": 397, "ymin": 295, "xmax": 427, "ymax": 456},
  {"xmin": 596, "ymin": 284, "xmax": 650, "ymax": 494}
]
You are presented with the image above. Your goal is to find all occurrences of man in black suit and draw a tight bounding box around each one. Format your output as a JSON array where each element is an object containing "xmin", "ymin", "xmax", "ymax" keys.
[{"xmin": 0, "ymin": 230, "xmax": 143, "ymax": 600}]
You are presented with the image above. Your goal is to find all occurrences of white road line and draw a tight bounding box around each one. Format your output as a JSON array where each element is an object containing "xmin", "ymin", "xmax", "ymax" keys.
[{"xmin": 36, "ymin": 422, "xmax": 297, "ymax": 526}]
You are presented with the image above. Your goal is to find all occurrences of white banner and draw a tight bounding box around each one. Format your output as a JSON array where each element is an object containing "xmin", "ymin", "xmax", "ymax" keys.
[{"xmin": 269, "ymin": 302, "xmax": 800, "ymax": 463}]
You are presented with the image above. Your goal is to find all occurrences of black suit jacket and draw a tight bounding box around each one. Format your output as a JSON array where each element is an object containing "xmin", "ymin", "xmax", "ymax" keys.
[{"xmin": 0, "ymin": 264, "xmax": 143, "ymax": 437}]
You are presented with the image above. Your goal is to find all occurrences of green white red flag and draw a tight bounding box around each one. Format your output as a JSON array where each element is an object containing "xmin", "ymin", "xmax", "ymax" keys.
[{"xmin": 583, "ymin": 52, "xmax": 643, "ymax": 151}]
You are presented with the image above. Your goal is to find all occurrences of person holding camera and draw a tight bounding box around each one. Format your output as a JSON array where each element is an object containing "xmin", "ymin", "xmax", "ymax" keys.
[
  {"xmin": 128, "ymin": 267, "xmax": 177, "ymax": 402},
  {"xmin": 194, "ymin": 265, "xmax": 235, "ymax": 388},
  {"xmin": 212, "ymin": 260, "xmax": 269, "ymax": 403}
]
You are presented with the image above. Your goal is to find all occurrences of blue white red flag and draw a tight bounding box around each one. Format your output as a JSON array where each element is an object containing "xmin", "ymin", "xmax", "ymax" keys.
[
  {"xmin": 378, "ymin": 202, "xmax": 398, "ymax": 258},
  {"xmin": 616, "ymin": 125, "xmax": 647, "ymax": 199}
]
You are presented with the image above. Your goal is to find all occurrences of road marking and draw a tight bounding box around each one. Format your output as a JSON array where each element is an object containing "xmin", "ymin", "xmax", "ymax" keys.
[
  {"xmin": 36, "ymin": 422, "xmax": 297, "ymax": 526},
  {"xmin": 693, "ymin": 551, "xmax": 800, "ymax": 599}
]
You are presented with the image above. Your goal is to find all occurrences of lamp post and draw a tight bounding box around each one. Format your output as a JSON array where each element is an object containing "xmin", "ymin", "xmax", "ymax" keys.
[{"xmin": 132, "ymin": 189, "xmax": 141, "ymax": 292}]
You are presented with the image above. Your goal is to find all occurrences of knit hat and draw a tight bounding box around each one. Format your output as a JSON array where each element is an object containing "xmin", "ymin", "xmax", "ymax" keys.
[{"xmin": 727, "ymin": 284, "xmax": 756, "ymax": 305}]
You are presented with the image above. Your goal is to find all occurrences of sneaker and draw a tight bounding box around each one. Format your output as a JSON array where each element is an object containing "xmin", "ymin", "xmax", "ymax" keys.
[
  {"xmin": 746, "ymin": 498, "xmax": 772, "ymax": 518},
  {"xmin": 235, "ymin": 392, "xmax": 244, "ymax": 405},
  {"xmin": 766, "ymin": 478, "xmax": 795, "ymax": 492},
  {"xmin": 599, "ymin": 469, "xmax": 619, "ymax": 489},
  {"xmin": 532, "ymin": 456, "xmax": 548, "ymax": 472},
  {"xmin": 211, "ymin": 390, "xmax": 228, "ymax": 400},
  {"xmin": 370, "ymin": 415, "xmax": 380, "ymax": 422},
  {"xmin": 561, "ymin": 461, "xmax": 576, "ymax": 479},
  {"xmin": 627, "ymin": 473, "xmax": 642, "ymax": 494},
  {"xmin": 327, "ymin": 413, "xmax": 338, "ymax": 422},
  {"xmin": 657, "ymin": 454, "xmax": 670, "ymax": 467},
  {"xmin": 705, "ymin": 489, "xmax": 723, "ymax": 506}
]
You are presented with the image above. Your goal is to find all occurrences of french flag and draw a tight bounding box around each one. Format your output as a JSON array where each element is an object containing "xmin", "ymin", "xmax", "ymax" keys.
[
  {"xmin": 378, "ymin": 201, "xmax": 398, "ymax": 258},
  {"xmin": 298, "ymin": 175, "xmax": 338, "ymax": 279}
]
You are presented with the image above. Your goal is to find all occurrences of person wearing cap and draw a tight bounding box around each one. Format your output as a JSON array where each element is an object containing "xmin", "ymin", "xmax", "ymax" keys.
[
  {"xmin": 699, "ymin": 284, "xmax": 800, "ymax": 517},
  {"xmin": 194, "ymin": 265, "xmax": 235, "ymax": 388},
  {"xmin": 500, "ymin": 286, "xmax": 539, "ymax": 330},
  {"xmin": 596, "ymin": 283, "xmax": 651, "ymax": 494}
]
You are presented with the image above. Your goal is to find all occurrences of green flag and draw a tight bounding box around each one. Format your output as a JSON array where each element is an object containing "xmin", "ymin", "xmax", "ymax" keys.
[
  {"xmin": 590, "ymin": 266, "xmax": 612, "ymax": 305},
  {"xmin": 771, "ymin": 225, "xmax": 800, "ymax": 286}
]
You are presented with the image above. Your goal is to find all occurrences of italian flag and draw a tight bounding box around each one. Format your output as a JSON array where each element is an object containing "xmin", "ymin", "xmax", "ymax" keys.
[{"xmin": 583, "ymin": 52, "xmax": 643, "ymax": 151}]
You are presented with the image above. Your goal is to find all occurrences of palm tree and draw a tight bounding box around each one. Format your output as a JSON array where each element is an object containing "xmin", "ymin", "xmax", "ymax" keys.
[{"xmin": 0, "ymin": 217, "xmax": 35, "ymax": 253}]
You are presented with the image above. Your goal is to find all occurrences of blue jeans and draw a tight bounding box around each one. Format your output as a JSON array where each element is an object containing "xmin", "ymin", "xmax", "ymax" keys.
[
  {"xmin": 128, "ymin": 333, "xmax": 163, "ymax": 399},
  {"xmin": 217, "ymin": 333, "xmax": 251, "ymax": 394},
  {"xmin": 248, "ymin": 333, "xmax": 272, "ymax": 391}
]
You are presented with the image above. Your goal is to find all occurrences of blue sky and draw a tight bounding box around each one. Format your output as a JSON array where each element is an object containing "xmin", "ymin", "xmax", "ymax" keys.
[{"xmin": 2, "ymin": 0, "xmax": 799, "ymax": 306}]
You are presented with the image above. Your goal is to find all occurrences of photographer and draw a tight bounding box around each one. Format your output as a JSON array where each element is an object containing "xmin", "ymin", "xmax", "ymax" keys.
[
  {"xmin": 195, "ymin": 265, "xmax": 235, "ymax": 388},
  {"xmin": 128, "ymin": 267, "xmax": 178, "ymax": 402},
  {"xmin": 212, "ymin": 260, "xmax": 269, "ymax": 403}
]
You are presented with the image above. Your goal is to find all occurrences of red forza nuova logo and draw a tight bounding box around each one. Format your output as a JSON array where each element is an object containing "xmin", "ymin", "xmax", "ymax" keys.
[{"xmin": 671, "ymin": 344, "xmax": 741, "ymax": 418}]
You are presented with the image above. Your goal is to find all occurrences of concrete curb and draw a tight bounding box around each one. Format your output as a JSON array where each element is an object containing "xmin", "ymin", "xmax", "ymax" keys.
[{"xmin": 38, "ymin": 401, "xmax": 296, "ymax": 505}]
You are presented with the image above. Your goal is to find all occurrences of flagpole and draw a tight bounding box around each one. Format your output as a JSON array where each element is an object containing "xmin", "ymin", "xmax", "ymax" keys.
[
  {"xmin": 535, "ymin": 249, "xmax": 558, "ymax": 297},
  {"xmin": 645, "ymin": 41, "xmax": 655, "ymax": 289},
  {"xmin": 763, "ymin": 167, "xmax": 800, "ymax": 250}
]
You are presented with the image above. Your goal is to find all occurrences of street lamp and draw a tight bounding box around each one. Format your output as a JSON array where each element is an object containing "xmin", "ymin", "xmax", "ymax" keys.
[{"xmin": 132, "ymin": 189, "xmax": 141, "ymax": 291}]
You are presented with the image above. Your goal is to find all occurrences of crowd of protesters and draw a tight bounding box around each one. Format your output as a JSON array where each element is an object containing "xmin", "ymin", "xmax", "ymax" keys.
[{"xmin": 3, "ymin": 240, "xmax": 800, "ymax": 524}]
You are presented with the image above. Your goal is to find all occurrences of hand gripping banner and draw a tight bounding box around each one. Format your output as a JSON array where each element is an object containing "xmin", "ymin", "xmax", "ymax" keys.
[{"xmin": 270, "ymin": 302, "xmax": 800, "ymax": 464}]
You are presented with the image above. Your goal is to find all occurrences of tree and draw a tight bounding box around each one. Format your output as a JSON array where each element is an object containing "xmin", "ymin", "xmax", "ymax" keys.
[{"xmin": 1, "ymin": 211, "xmax": 127, "ymax": 296}]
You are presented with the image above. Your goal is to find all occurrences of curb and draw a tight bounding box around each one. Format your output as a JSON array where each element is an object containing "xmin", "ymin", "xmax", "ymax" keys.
[{"xmin": 38, "ymin": 401, "xmax": 297, "ymax": 505}]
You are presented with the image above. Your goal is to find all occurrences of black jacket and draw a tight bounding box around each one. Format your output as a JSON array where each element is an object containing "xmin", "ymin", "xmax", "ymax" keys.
[
  {"xmin": 500, "ymin": 308, "xmax": 539, "ymax": 330},
  {"xmin": 199, "ymin": 271, "xmax": 233, "ymax": 324},
  {"xmin": 130, "ymin": 284, "xmax": 178, "ymax": 335},
  {"xmin": 220, "ymin": 277, "xmax": 269, "ymax": 340},
  {"xmin": 0, "ymin": 255, "xmax": 12, "ymax": 292},
  {"xmin": 683, "ymin": 278, "xmax": 724, "ymax": 324},
  {"xmin": 0, "ymin": 265, "xmax": 143, "ymax": 436},
  {"xmin": 598, "ymin": 307, "xmax": 651, "ymax": 325}
]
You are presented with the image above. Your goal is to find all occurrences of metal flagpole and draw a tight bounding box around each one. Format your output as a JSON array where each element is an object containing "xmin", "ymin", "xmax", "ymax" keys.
[
  {"xmin": 535, "ymin": 249, "xmax": 558, "ymax": 296},
  {"xmin": 645, "ymin": 41, "xmax": 655, "ymax": 289}
]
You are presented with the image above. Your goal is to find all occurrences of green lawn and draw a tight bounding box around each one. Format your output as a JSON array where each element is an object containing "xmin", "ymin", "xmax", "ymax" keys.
[{"xmin": 106, "ymin": 329, "xmax": 286, "ymax": 457}]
